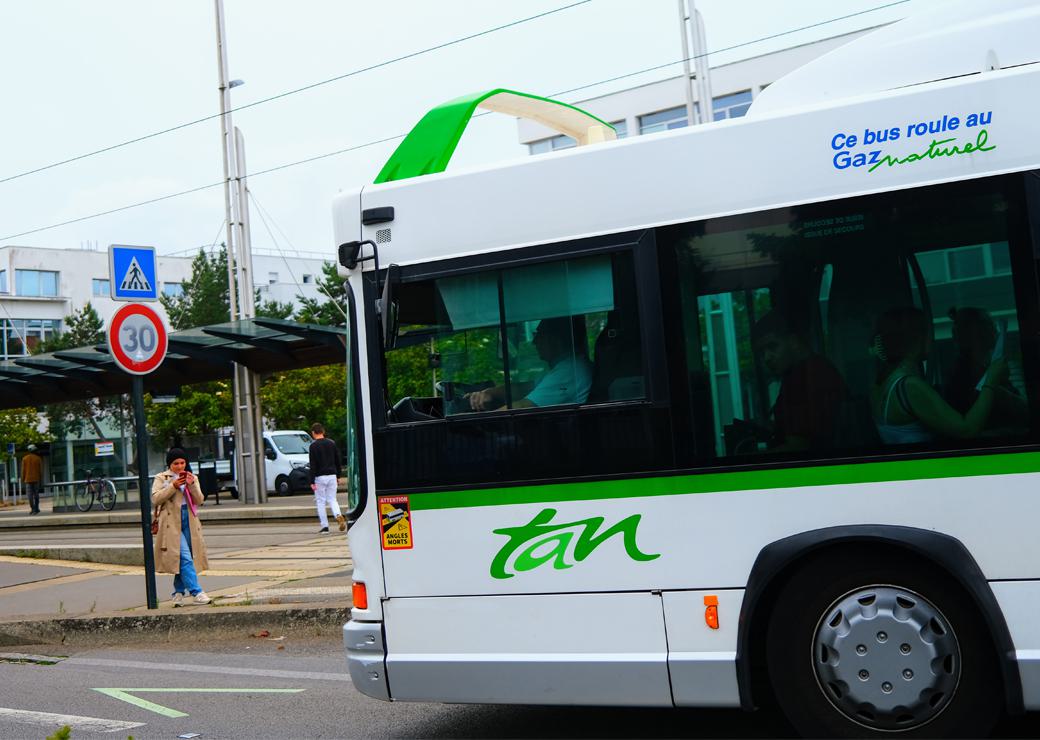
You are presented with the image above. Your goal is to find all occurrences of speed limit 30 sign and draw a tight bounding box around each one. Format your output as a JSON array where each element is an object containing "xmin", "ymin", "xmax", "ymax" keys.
[{"xmin": 107, "ymin": 303, "xmax": 168, "ymax": 375}]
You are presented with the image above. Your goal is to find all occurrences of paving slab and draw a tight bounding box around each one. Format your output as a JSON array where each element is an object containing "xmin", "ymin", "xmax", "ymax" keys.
[{"xmin": 0, "ymin": 561, "xmax": 88, "ymax": 589}]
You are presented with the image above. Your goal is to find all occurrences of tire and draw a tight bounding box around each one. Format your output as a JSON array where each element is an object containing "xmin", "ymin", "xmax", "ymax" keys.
[
  {"xmin": 275, "ymin": 475, "xmax": 291, "ymax": 496},
  {"xmin": 74, "ymin": 483, "xmax": 94, "ymax": 512},
  {"xmin": 98, "ymin": 479, "xmax": 117, "ymax": 511},
  {"xmin": 765, "ymin": 548, "xmax": 1002, "ymax": 738}
]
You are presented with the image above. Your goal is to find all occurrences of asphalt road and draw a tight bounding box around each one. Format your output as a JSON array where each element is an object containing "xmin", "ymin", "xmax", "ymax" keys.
[{"xmin": 1, "ymin": 636, "xmax": 1038, "ymax": 739}]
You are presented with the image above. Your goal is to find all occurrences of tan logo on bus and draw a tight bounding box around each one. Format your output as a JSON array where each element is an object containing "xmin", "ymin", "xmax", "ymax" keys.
[{"xmin": 379, "ymin": 495, "xmax": 413, "ymax": 550}]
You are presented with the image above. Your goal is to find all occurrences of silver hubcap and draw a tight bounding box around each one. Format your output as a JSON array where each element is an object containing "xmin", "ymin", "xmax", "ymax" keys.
[{"xmin": 812, "ymin": 585, "xmax": 960, "ymax": 731}]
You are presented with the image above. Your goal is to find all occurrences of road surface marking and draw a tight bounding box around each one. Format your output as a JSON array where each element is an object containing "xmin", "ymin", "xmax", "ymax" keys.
[
  {"xmin": 69, "ymin": 656, "xmax": 350, "ymax": 681},
  {"xmin": 0, "ymin": 706, "xmax": 144, "ymax": 733},
  {"xmin": 94, "ymin": 688, "xmax": 304, "ymax": 718}
]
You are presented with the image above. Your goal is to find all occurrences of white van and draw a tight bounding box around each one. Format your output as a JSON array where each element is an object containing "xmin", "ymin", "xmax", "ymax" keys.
[{"xmin": 262, "ymin": 429, "xmax": 312, "ymax": 495}]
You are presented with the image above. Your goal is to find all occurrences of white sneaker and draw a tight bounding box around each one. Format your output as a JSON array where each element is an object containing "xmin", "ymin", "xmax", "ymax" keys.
[
  {"xmin": 171, "ymin": 593, "xmax": 185, "ymax": 607},
  {"xmin": 193, "ymin": 592, "xmax": 212, "ymax": 605}
]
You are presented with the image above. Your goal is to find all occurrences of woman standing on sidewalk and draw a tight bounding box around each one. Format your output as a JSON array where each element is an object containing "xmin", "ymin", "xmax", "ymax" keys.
[{"xmin": 151, "ymin": 448, "xmax": 210, "ymax": 606}]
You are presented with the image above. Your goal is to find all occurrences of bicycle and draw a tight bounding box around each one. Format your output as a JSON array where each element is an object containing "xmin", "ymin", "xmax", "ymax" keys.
[{"xmin": 75, "ymin": 470, "xmax": 117, "ymax": 512}]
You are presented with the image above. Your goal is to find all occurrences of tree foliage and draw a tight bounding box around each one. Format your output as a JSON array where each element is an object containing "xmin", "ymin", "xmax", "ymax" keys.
[
  {"xmin": 254, "ymin": 289, "xmax": 294, "ymax": 320},
  {"xmin": 145, "ymin": 380, "xmax": 234, "ymax": 447},
  {"xmin": 0, "ymin": 407, "xmax": 46, "ymax": 449},
  {"xmin": 294, "ymin": 261, "xmax": 348, "ymax": 326},
  {"xmin": 160, "ymin": 245, "xmax": 231, "ymax": 330},
  {"xmin": 261, "ymin": 365, "xmax": 346, "ymax": 443}
]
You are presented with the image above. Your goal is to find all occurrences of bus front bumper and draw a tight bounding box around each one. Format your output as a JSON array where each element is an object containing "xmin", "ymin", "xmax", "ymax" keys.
[{"xmin": 343, "ymin": 619, "xmax": 390, "ymax": 701}]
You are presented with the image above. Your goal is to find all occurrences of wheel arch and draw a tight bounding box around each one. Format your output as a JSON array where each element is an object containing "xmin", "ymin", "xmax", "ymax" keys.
[{"xmin": 735, "ymin": 524, "xmax": 1023, "ymax": 714}]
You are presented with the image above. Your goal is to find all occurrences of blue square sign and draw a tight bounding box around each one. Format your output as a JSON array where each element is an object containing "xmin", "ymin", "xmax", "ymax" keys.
[{"xmin": 109, "ymin": 245, "xmax": 158, "ymax": 301}]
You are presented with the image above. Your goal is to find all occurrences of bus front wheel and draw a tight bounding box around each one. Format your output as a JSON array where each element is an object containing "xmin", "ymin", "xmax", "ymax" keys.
[{"xmin": 765, "ymin": 549, "xmax": 1002, "ymax": 738}]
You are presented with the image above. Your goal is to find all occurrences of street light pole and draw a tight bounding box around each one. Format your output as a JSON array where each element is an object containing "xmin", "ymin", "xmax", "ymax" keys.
[
  {"xmin": 213, "ymin": 0, "xmax": 264, "ymax": 504},
  {"xmin": 214, "ymin": 0, "xmax": 239, "ymax": 321}
]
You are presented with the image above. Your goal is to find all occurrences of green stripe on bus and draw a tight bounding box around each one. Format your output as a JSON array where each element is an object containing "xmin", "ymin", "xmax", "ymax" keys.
[{"xmin": 407, "ymin": 451, "xmax": 1040, "ymax": 510}]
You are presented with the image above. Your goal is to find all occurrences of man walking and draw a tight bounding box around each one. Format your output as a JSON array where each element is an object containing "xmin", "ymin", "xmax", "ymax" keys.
[
  {"xmin": 21, "ymin": 444, "xmax": 43, "ymax": 516},
  {"xmin": 308, "ymin": 423, "xmax": 345, "ymax": 534}
]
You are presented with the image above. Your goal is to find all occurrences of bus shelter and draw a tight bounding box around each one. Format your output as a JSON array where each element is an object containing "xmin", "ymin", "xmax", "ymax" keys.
[{"xmin": 0, "ymin": 317, "xmax": 346, "ymax": 508}]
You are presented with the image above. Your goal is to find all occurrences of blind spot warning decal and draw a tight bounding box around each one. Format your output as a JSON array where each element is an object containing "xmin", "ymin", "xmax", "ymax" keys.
[{"xmin": 380, "ymin": 495, "xmax": 413, "ymax": 550}]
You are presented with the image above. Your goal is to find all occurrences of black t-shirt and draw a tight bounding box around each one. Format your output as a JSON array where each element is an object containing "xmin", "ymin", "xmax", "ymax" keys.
[{"xmin": 308, "ymin": 437, "xmax": 342, "ymax": 481}]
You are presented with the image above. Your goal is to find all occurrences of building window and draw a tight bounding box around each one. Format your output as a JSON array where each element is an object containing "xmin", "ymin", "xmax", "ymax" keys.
[
  {"xmin": 15, "ymin": 270, "xmax": 59, "ymax": 297},
  {"xmin": 268, "ymin": 271, "xmax": 278, "ymax": 284},
  {"xmin": 611, "ymin": 120, "xmax": 628, "ymax": 139},
  {"xmin": 92, "ymin": 278, "xmax": 110, "ymax": 297},
  {"xmin": 638, "ymin": 106, "xmax": 688, "ymax": 135},
  {"xmin": 713, "ymin": 90, "xmax": 753, "ymax": 121},
  {"xmin": 2, "ymin": 318, "xmax": 61, "ymax": 358},
  {"xmin": 302, "ymin": 274, "xmax": 313, "ymax": 284},
  {"xmin": 0, "ymin": 270, "xmax": 6, "ymax": 294},
  {"xmin": 162, "ymin": 282, "xmax": 184, "ymax": 298},
  {"xmin": 528, "ymin": 133, "xmax": 577, "ymax": 155}
]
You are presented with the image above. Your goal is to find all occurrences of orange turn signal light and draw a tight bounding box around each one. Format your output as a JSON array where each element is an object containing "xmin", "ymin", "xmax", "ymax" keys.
[
  {"xmin": 352, "ymin": 581, "xmax": 368, "ymax": 610},
  {"xmin": 704, "ymin": 594, "xmax": 719, "ymax": 630}
]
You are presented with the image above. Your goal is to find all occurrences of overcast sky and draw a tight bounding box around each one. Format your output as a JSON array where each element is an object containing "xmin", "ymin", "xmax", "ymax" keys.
[{"xmin": 0, "ymin": 0, "xmax": 924, "ymax": 269}]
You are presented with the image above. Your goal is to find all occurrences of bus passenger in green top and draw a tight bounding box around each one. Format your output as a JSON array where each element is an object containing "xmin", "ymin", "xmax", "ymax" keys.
[{"xmin": 467, "ymin": 316, "xmax": 593, "ymax": 411}]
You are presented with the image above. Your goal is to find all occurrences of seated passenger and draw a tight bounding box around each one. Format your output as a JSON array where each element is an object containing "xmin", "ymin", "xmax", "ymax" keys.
[
  {"xmin": 871, "ymin": 306, "xmax": 1008, "ymax": 444},
  {"xmin": 945, "ymin": 306, "xmax": 1027, "ymax": 429},
  {"xmin": 467, "ymin": 316, "xmax": 592, "ymax": 411},
  {"xmin": 752, "ymin": 311, "xmax": 848, "ymax": 452}
]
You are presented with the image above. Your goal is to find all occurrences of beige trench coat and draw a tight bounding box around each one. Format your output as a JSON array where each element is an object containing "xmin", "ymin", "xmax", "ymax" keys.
[{"xmin": 151, "ymin": 470, "xmax": 208, "ymax": 574}]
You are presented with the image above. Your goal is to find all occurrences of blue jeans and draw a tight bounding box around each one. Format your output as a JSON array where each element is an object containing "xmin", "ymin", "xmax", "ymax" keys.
[{"xmin": 172, "ymin": 505, "xmax": 201, "ymax": 596}]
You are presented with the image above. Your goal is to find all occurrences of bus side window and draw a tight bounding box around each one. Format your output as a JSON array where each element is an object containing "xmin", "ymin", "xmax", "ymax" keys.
[
  {"xmin": 659, "ymin": 177, "xmax": 1036, "ymax": 463},
  {"xmin": 381, "ymin": 250, "xmax": 648, "ymax": 422},
  {"xmin": 499, "ymin": 251, "xmax": 645, "ymax": 409}
]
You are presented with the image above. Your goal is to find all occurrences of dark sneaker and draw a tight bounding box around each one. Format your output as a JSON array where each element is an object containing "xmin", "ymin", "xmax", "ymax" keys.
[{"xmin": 318, "ymin": 526, "xmax": 329, "ymax": 534}]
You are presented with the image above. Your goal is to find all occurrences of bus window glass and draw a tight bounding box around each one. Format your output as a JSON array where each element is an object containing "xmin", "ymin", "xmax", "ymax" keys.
[
  {"xmin": 661, "ymin": 182, "xmax": 1035, "ymax": 462},
  {"xmin": 382, "ymin": 250, "xmax": 646, "ymax": 421}
]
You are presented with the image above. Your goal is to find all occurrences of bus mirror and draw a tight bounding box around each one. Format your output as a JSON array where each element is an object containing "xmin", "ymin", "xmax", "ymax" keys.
[
  {"xmin": 379, "ymin": 264, "xmax": 401, "ymax": 351},
  {"xmin": 338, "ymin": 239, "xmax": 377, "ymax": 271}
]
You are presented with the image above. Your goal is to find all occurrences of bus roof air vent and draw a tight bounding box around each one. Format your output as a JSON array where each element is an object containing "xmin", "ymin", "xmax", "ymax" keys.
[{"xmin": 374, "ymin": 89, "xmax": 616, "ymax": 185}]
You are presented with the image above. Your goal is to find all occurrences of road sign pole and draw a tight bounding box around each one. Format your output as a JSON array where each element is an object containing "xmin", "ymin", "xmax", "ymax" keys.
[{"xmin": 133, "ymin": 376, "xmax": 158, "ymax": 610}]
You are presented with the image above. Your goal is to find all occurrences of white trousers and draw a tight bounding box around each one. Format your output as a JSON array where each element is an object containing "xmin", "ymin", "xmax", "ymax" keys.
[{"xmin": 313, "ymin": 475, "xmax": 341, "ymax": 528}]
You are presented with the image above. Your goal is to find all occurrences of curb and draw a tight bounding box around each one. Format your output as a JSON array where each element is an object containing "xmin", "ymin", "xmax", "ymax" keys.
[
  {"xmin": 0, "ymin": 545, "xmax": 144, "ymax": 566},
  {"xmin": 0, "ymin": 603, "xmax": 352, "ymax": 646},
  {"xmin": 0, "ymin": 506, "xmax": 317, "ymax": 530}
]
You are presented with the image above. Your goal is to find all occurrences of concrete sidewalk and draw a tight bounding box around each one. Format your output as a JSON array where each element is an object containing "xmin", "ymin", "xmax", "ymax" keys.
[{"xmin": 0, "ymin": 525, "xmax": 354, "ymax": 645}]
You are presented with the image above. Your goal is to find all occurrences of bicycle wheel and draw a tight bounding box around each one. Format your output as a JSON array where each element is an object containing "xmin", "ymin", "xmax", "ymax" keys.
[
  {"xmin": 75, "ymin": 482, "xmax": 95, "ymax": 512},
  {"xmin": 98, "ymin": 479, "xmax": 117, "ymax": 511}
]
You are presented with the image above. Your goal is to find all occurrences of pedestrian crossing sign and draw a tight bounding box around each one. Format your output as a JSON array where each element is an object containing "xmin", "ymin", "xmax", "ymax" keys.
[{"xmin": 109, "ymin": 245, "xmax": 158, "ymax": 301}]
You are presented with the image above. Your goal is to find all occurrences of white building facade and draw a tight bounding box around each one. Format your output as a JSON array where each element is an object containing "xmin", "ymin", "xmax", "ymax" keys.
[
  {"xmin": 0, "ymin": 244, "xmax": 332, "ymax": 360},
  {"xmin": 518, "ymin": 28, "xmax": 876, "ymax": 152}
]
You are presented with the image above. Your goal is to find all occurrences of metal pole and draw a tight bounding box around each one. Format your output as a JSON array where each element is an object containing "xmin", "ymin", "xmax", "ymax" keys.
[
  {"xmin": 214, "ymin": 0, "xmax": 252, "ymax": 503},
  {"xmin": 676, "ymin": 0, "xmax": 697, "ymax": 126},
  {"xmin": 233, "ymin": 127, "xmax": 266, "ymax": 504},
  {"xmin": 690, "ymin": 1, "xmax": 714, "ymax": 124},
  {"xmin": 132, "ymin": 376, "xmax": 158, "ymax": 610},
  {"xmin": 214, "ymin": 0, "xmax": 240, "ymax": 322}
]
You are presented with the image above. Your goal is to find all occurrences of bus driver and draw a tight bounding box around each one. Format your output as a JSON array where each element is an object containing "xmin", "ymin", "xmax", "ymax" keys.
[{"xmin": 466, "ymin": 316, "xmax": 593, "ymax": 411}]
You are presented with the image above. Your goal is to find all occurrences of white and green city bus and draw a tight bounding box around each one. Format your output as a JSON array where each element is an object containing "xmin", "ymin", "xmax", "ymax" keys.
[{"xmin": 335, "ymin": 2, "xmax": 1040, "ymax": 735}]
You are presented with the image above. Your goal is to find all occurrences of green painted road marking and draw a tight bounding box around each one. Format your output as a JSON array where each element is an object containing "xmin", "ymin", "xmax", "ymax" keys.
[{"xmin": 93, "ymin": 688, "xmax": 304, "ymax": 718}]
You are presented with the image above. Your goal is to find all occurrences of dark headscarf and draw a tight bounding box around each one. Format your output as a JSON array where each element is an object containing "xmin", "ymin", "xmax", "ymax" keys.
[{"xmin": 166, "ymin": 448, "xmax": 189, "ymax": 467}]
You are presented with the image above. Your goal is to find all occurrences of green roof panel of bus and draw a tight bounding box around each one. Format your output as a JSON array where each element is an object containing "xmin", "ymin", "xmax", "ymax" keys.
[{"xmin": 374, "ymin": 88, "xmax": 616, "ymax": 184}]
